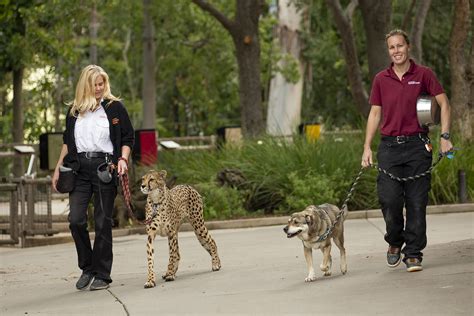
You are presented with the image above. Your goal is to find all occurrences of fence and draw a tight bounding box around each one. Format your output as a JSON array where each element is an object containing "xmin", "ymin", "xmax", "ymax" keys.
[{"xmin": 0, "ymin": 177, "xmax": 58, "ymax": 247}]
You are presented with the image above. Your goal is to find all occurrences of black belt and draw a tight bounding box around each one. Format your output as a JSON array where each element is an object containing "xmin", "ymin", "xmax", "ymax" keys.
[
  {"xmin": 78, "ymin": 152, "xmax": 110, "ymax": 159},
  {"xmin": 381, "ymin": 134, "xmax": 427, "ymax": 144}
]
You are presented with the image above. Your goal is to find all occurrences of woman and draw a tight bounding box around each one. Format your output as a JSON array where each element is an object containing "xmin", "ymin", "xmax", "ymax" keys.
[
  {"xmin": 361, "ymin": 29, "xmax": 452, "ymax": 272},
  {"xmin": 53, "ymin": 65, "xmax": 134, "ymax": 291}
]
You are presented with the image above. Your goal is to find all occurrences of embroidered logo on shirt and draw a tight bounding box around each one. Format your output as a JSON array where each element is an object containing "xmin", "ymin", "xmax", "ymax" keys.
[
  {"xmin": 408, "ymin": 81, "xmax": 421, "ymax": 85},
  {"xmin": 112, "ymin": 118, "xmax": 119, "ymax": 125}
]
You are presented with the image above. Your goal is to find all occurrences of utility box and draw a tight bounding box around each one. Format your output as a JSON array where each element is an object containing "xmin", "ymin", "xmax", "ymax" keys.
[
  {"xmin": 133, "ymin": 129, "xmax": 158, "ymax": 166},
  {"xmin": 39, "ymin": 133, "xmax": 63, "ymax": 170}
]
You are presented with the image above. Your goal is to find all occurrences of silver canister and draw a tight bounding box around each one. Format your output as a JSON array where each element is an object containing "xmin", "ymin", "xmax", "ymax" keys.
[{"xmin": 416, "ymin": 95, "xmax": 440, "ymax": 127}]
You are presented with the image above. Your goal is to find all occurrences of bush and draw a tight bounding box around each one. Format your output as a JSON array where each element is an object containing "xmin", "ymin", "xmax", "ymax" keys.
[
  {"xmin": 154, "ymin": 133, "xmax": 473, "ymax": 220},
  {"xmin": 194, "ymin": 182, "xmax": 247, "ymax": 220}
]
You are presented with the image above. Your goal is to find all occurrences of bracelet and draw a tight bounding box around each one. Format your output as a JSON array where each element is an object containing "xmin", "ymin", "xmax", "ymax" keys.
[{"xmin": 118, "ymin": 157, "xmax": 128, "ymax": 164}]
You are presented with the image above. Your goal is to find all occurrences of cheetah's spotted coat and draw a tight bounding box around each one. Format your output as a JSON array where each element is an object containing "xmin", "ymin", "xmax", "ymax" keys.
[{"xmin": 140, "ymin": 170, "xmax": 221, "ymax": 288}]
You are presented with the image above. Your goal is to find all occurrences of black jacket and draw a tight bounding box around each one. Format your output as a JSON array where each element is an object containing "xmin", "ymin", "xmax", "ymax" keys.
[{"xmin": 62, "ymin": 100, "xmax": 134, "ymax": 170}]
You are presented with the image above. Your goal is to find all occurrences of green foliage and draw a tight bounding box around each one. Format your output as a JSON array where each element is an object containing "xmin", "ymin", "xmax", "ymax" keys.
[
  {"xmin": 156, "ymin": 134, "xmax": 472, "ymax": 219},
  {"xmin": 195, "ymin": 182, "xmax": 247, "ymax": 220},
  {"xmin": 286, "ymin": 170, "xmax": 341, "ymax": 211},
  {"xmin": 0, "ymin": 0, "xmax": 463, "ymax": 143},
  {"xmin": 429, "ymin": 132, "xmax": 474, "ymax": 204}
]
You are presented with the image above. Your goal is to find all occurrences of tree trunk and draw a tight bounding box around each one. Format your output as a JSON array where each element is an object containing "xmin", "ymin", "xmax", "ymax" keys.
[
  {"xmin": 54, "ymin": 57, "xmax": 64, "ymax": 132},
  {"xmin": 191, "ymin": 0, "xmax": 265, "ymax": 137},
  {"xmin": 410, "ymin": 0, "xmax": 432, "ymax": 63},
  {"xmin": 12, "ymin": 67, "xmax": 25, "ymax": 177},
  {"xmin": 359, "ymin": 0, "xmax": 391, "ymax": 81},
  {"xmin": 401, "ymin": 0, "xmax": 417, "ymax": 31},
  {"xmin": 233, "ymin": 0, "xmax": 265, "ymax": 137},
  {"xmin": 449, "ymin": 0, "xmax": 472, "ymax": 141},
  {"xmin": 142, "ymin": 0, "xmax": 157, "ymax": 129},
  {"xmin": 326, "ymin": 0, "xmax": 369, "ymax": 117},
  {"xmin": 89, "ymin": 3, "xmax": 99, "ymax": 65},
  {"xmin": 267, "ymin": 0, "xmax": 306, "ymax": 136},
  {"xmin": 122, "ymin": 28, "xmax": 136, "ymax": 103}
]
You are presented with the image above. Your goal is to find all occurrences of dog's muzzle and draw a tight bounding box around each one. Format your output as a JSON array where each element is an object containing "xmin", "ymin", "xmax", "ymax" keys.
[{"xmin": 283, "ymin": 226, "xmax": 301, "ymax": 238}]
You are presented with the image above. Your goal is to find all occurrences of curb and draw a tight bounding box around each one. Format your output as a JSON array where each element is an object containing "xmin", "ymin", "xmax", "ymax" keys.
[{"xmin": 21, "ymin": 203, "xmax": 474, "ymax": 247}]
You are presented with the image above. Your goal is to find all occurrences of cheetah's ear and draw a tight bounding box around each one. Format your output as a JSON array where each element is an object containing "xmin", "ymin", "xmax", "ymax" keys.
[{"xmin": 158, "ymin": 170, "xmax": 167, "ymax": 179}]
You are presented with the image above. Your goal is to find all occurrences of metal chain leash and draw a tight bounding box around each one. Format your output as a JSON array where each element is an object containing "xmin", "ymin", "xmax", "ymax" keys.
[
  {"xmin": 316, "ymin": 154, "xmax": 445, "ymax": 242},
  {"xmin": 370, "ymin": 154, "xmax": 444, "ymax": 182}
]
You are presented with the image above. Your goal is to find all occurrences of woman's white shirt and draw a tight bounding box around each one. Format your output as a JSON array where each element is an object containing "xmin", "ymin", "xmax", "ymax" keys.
[{"xmin": 74, "ymin": 106, "xmax": 114, "ymax": 154}]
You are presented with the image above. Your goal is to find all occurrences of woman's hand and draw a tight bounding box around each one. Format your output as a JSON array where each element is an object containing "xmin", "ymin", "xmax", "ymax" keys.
[
  {"xmin": 361, "ymin": 147, "xmax": 373, "ymax": 168},
  {"xmin": 52, "ymin": 168, "xmax": 60, "ymax": 192},
  {"xmin": 440, "ymin": 138, "xmax": 453, "ymax": 156},
  {"xmin": 117, "ymin": 158, "xmax": 128, "ymax": 175}
]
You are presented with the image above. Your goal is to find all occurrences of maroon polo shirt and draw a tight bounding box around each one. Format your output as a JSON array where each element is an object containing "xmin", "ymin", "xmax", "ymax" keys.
[{"xmin": 369, "ymin": 59, "xmax": 444, "ymax": 136}]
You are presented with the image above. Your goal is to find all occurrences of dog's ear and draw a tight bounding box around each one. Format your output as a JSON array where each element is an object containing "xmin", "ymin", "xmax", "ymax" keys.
[{"xmin": 304, "ymin": 214, "xmax": 314, "ymax": 226}]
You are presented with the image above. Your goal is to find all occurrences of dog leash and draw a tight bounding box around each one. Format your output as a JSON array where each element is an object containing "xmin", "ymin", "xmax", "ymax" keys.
[
  {"xmin": 119, "ymin": 173, "xmax": 156, "ymax": 225},
  {"xmin": 316, "ymin": 153, "xmax": 447, "ymax": 242}
]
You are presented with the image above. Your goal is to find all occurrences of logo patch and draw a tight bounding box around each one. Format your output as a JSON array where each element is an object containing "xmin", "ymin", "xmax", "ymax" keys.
[
  {"xmin": 408, "ymin": 81, "xmax": 421, "ymax": 85},
  {"xmin": 112, "ymin": 118, "xmax": 119, "ymax": 125}
]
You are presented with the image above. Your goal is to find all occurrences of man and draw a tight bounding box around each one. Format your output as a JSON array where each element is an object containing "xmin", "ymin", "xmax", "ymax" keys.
[{"xmin": 361, "ymin": 29, "xmax": 453, "ymax": 272}]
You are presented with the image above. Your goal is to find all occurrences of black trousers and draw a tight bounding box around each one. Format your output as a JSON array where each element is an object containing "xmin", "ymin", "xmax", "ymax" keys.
[
  {"xmin": 68, "ymin": 156, "xmax": 117, "ymax": 283},
  {"xmin": 377, "ymin": 138, "xmax": 432, "ymax": 261}
]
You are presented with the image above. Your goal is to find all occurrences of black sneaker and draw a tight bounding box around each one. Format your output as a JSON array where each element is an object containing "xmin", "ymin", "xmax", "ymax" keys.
[
  {"xmin": 387, "ymin": 246, "xmax": 401, "ymax": 267},
  {"xmin": 405, "ymin": 257, "xmax": 423, "ymax": 272},
  {"xmin": 90, "ymin": 278, "xmax": 110, "ymax": 291},
  {"xmin": 76, "ymin": 273, "xmax": 93, "ymax": 290}
]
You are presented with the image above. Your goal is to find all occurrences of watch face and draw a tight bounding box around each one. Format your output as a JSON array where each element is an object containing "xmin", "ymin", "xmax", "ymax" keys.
[{"xmin": 441, "ymin": 133, "xmax": 450, "ymax": 140}]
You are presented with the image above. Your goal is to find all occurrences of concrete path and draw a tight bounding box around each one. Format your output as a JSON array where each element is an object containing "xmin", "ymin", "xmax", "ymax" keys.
[{"xmin": 1, "ymin": 212, "xmax": 473, "ymax": 315}]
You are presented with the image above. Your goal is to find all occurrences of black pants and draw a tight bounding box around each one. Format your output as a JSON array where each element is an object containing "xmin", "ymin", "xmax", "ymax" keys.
[
  {"xmin": 68, "ymin": 156, "xmax": 117, "ymax": 283},
  {"xmin": 377, "ymin": 138, "xmax": 432, "ymax": 262}
]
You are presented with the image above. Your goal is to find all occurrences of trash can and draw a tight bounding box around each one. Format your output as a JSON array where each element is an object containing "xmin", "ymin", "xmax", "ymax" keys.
[{"xmin": 298, "ymin": 123, "xmax": 321, "ymax": 142}]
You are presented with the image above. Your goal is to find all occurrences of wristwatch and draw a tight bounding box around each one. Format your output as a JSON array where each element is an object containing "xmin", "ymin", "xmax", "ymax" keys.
[{"xmin": 440, "ymin": 132, "xmax": 450, "ymax": 140}]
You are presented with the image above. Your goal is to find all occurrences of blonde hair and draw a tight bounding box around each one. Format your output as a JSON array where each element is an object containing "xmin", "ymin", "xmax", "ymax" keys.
[
  {"xmin": 385, "ymin": 29, "xmax": 410, "ymax": 45},
  {"xmin": 69, "ymin": 65, "xmax": 120, "ymax": 115}
]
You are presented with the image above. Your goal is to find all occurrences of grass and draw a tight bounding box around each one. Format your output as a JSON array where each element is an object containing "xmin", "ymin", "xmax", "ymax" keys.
[{"xmin": 141, "ymin": 133, "xmax": 473, "ymax": 221}]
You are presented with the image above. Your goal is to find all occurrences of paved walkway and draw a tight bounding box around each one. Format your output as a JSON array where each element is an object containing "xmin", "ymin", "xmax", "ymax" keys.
[{"xmin": 1, "ymin": 212, "xmax": 473, "ymax": 315}]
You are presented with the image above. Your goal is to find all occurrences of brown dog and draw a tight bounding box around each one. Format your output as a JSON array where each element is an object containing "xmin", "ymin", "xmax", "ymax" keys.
[{"xmin": 283, "ymin": 204, "xmax": 347, "ymax": 282}]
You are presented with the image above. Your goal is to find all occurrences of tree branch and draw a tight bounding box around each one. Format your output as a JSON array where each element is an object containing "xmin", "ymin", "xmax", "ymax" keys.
[
  {"xmin": 326, "ymin": 0, "xmax": 369, "ymax": 116},
  {"xmin": 191, "ymin": 0, "xmax": 235, "ymax": 33},
  {"xmin": 401, "ymin": 0, "xmax": 416, "ymax": 31},
  {"xmin": 345, "ymin": 0, "xmax": 359, "ymax": 20}
]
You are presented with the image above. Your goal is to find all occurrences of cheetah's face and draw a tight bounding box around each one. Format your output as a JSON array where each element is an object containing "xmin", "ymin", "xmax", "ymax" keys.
[{"xmin": 141, "ymin": 170, "xmax": 167, "ymax": 195}]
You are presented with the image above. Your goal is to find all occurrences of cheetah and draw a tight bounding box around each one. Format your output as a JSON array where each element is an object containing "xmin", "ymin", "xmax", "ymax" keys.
[{"xmin": 140, "ymin": 169, "xmax": 221, "ymax": 288}]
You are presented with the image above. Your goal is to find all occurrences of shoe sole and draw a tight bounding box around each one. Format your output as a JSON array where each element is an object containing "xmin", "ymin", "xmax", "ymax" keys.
[
  {"xmin": 406, "ymin": 266, "xmax": 423, "ymax": 272},
  {"xmin": 90, "ymin": 285, "xmax": 110, "ymax": 291}
]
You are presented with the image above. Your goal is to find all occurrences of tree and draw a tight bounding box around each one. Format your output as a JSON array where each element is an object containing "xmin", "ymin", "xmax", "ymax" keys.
[
  {"xmin": 191, "ymin": 0, "xmax": 266, "ymax": 137},
  {"xmin": 142, "ymin": 0, "xmax": 157, "ymax": 129},
  {"xmin": 359, "ymin": 0, "xmax": 391, "ymax": 81},
  {"xmin": 325, "ymin": 0, "xmax": 369, "ymax": 116},
  {"xmin": 89, "ymin": 2, "xmax": 99, "ymax": 65},
  {"xmin": 0, "ymin": 0, "xmax": 31, "ymax": 176},
  {"xmin": 267, "ymin": 0, "xmax": 307, "ymax": 136},
  {"xmin": 449, "ymin": 0, "xmax": 472, "ymax": 141},
  {"xmin": 408, "ymin": 0, "xmax": 432, "ymax": 64}
]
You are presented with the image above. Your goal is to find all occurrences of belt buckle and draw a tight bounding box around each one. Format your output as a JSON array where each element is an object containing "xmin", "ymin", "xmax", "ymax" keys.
[
  {"xmin": 396, "ymin": 136, "xmax": 406, "ymax": 144},
  {"xmin": 85, "ymin": 152, "xmax": 92, "ymax": 159}
]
